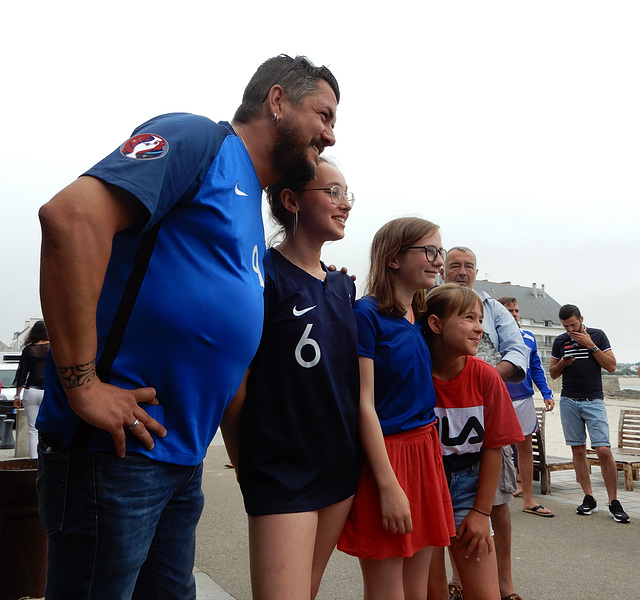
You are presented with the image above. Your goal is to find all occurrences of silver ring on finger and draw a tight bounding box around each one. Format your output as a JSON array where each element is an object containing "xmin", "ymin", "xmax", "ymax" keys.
[{"xmin": 127, "ymin": 418, "xmax": 141, "ymax": 432}]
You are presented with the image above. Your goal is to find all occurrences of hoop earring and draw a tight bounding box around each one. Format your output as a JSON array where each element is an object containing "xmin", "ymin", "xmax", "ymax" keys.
[{"xmin": 292, "ymin": 212, "xmax": 298, "ymax": 236}]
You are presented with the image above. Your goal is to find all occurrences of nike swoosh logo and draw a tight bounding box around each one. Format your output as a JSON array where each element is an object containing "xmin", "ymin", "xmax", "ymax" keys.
[
  {"xmin": 293, "ymin": 305, "xmax": 317, "ymax": 317},
  {"xmin": 235, "ymin": 182, "xmax": 248, "ymax": 196}
]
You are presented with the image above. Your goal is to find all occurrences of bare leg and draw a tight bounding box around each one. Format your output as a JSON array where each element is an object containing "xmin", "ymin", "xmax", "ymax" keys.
[
  {"xmin": 570, "ymin": 445, "xmax": 593, "ymax": 496},
  {"xmin": 402, "ymin": 546, "xmax": 434, "ymax": 600},
  {"xmin": 516, "ymin": 436, "xmax": 534, "ymax": 507},
  {"xmin": 310, "ymin": 499, "xmax": 353, "ymax": 599},
  {"xmin": 360, "ymin": 556, "xmax": 406, "ymax": 600},
  {"xmin": 593, "ymin": 446, "xmax": 619, "ymax": 504},
  {"xmin": 448, "ymin": 546, "xmax": 461, "ymax": 584},
  {"xmin": 360, "ymin": 546, "xmax": 433, "ymax": 600},
  {"xmin": 450, "ymin": 536, "xmax": 500, "ymax": 600},
  {"xmin": 490, "ymin": 502, "xmax": 514, "ymax": 598},
  {"xmin": 249, "ymin": 498, "xmax": 352, "ymax": 600},
  {"xmin": 517, "ymin": 435, "xmax": 552, "ymax": 514},
  {"xmin": 427, "ymin": 546, "xmax": 448, "ymax": 600},
  {"xmin": 512, "ymin": 469, "xmax": 522, "ymax": 497}
]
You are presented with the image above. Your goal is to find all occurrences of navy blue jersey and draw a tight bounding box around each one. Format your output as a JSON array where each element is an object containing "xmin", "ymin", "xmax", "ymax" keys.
[
  {"xmin": 551, "ymin": 327, "xmax": 611, "ymax": 398},
  {"xmin": 239, "ymin": 248, "xmax": 360, "ymax": 515},
  {"xmin": 38, "ymin": 113, "xmax": 265, "ymax": 465}
]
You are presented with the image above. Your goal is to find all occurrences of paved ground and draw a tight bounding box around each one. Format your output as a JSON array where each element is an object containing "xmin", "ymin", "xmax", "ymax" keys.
[
  {"xmin": 3, "ymin": 396, "xmax": 639, "ymax": 599},
  {"xmin": 197, "ymin": 445, "xmax": 640, "ymax": 600}
]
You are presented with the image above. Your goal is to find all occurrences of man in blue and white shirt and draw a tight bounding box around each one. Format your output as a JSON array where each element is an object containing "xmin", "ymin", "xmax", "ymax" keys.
[
  {"xmin": 37, "ymin": 54, "xmax": 342, "ymax": 598},
  {"xmin": 499, "ymin": 297, "xmax": 555, "ymax": 518}
]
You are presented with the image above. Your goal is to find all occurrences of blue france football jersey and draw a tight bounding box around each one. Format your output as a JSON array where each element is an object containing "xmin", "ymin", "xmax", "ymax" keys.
[{"xmin": 38, "ymin": 113, "xmax": 265, "ymax": 465}]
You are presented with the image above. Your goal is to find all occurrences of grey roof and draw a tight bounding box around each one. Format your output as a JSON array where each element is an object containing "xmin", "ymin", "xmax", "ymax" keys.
[{"xmin": 474, "ymin": 280, "xmax": 562, "ymax": 326}]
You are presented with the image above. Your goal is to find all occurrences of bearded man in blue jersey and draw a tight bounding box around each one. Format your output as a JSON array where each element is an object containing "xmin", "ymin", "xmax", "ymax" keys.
[{"xmin": 36, "ymin": 54, "xmax": 340, "ymax": 600}]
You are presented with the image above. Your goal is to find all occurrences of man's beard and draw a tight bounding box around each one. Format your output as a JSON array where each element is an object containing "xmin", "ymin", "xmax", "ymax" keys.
[{"xmin": 272, "ymin": 120, "xmax": 319, "ymax": 183}]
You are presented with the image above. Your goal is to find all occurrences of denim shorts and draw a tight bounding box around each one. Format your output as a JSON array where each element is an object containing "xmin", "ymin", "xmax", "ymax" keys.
[
  {"xmin": 559, "ymin": 396, "xmax": 610, "ymax": 447},
  {"xmin": 448, "ymin": 461, "xmax": 485, "ymax": 530}
]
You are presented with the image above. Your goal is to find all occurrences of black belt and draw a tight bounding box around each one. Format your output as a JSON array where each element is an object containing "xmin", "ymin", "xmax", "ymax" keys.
[{"xmin": 569, "ymin": 397, "xmax": 593, "ymax": 401}]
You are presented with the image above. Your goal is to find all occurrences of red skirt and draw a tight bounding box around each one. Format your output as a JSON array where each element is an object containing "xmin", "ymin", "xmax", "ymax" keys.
[{"xmin": 337, "ymin": 423, "xmax": 455, "ymax": 559}]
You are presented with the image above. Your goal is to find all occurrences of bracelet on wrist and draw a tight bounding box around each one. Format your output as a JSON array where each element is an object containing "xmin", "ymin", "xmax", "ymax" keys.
[{"xmin": 471, "ymin": 507, "xmax": 491, "ymax": 517}]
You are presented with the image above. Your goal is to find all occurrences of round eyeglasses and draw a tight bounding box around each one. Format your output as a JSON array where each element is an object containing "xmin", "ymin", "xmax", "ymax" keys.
[
  {"xmin": 404, "ymin": 245, "xmax": 447, "ymax": 263},
  {"xmin": 303, "ymin": 185, "xmax": 355, "ymax": 207}
]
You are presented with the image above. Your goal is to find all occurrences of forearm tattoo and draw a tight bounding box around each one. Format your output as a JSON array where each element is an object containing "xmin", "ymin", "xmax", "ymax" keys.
[{"xmin": 57, "ymin": 360, "xmax": 96, "ymax": 390}]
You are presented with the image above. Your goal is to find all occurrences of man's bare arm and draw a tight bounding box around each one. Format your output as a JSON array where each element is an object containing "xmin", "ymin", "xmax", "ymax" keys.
[
  {"xmin": 39, "ymin": 176, "xmax": 165, "ymax": 457},
  {"xmin": 549, "ymin": 356, "xmax": 574, "ymax": 379},
  {"xmin": 495, "ymin": 360, "xmax": 521, "ymax": 383},
  {"xmin": 39, "ymin": 176, "xmax": 143, "ymax": 364},
  {"xmin": 592, "ymin": 349, "xmax": 616, "ymax": 373}
]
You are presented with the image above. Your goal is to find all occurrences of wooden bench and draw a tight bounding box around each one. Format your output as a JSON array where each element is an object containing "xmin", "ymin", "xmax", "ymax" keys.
[
  {"xmin": 586, "ymin": 408, "xmax": 640, "ymax": 491},
  {"xmin": 532, "ymin": 407, "xmax": 575, "ymax": 495}
]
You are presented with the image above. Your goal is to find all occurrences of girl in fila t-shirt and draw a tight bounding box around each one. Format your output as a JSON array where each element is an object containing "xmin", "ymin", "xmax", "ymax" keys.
[{"xmin": 422, "ymin": 283, "xmax": 523, "ymax": 600}]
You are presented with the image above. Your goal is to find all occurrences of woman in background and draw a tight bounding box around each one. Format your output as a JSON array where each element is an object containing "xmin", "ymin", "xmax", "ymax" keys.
[{"xmin": 14, "ymin": 320, "xmax": 50, "ymax": 458}]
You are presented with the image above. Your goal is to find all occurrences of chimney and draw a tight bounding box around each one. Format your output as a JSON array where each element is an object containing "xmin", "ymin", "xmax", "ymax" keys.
[
  {"xmin": 541, "ymin": 284, "xmax": 546, "ymax": 298},
  {"xmin": 532, "ymin": 283, "xmax": 537, "ymax": 297}
]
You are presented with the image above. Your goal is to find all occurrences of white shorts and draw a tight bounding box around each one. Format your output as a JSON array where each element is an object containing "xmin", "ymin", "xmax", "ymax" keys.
[{"xmin": 512, "ymin": 396, "xmax": 538, "ymax": 436}]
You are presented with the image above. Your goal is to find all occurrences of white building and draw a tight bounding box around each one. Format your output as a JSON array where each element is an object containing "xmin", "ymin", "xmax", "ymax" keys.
[
  {"xmin": 474, "ymin": 281, "xmax": 564, "ymax": 369},
  {"xmin": 2, "ymin": 318, "xmax": 44, "ymax": 351}
]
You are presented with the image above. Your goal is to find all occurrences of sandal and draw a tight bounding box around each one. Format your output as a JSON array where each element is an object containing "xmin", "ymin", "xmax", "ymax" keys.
[
  {"xmin": 449, "ymin": 583, "xmax": 465, "ymax": 600},
  {"xmin": 501, "ymin": 594, "xmax": 524, "ymax": 600}
]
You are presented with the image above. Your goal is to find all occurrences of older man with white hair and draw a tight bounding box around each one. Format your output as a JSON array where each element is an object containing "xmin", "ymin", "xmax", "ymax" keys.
[{"xmin": 440, "ymin": 246, "xmax": 529, "ymax": 600}]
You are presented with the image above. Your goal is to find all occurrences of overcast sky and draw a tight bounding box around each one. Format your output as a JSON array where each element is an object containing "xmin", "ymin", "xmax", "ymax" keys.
[{"xmin": 1, "ymin": 1, "xmax": 639, "ymax": 362}]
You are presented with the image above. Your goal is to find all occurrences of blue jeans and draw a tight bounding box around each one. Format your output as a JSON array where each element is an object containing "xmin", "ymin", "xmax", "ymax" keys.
[{"xmin": 37, "ymin": 443, "xmax": 204, "ymax": 600}]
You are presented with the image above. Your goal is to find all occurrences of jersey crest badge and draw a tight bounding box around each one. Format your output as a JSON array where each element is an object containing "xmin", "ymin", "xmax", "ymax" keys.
[{"xmin": 120, "ymin": 133, "xmax": 169, "ymax": 160}]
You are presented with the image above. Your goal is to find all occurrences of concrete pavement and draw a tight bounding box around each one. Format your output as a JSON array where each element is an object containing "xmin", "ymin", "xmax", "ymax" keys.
[
  {"xmin": 3, "ymin": 418, "xmax": 639, "ymax": 599},
  {"xmin": 196, "ymin": 444, "xmax": 640, "ymax": 600}
]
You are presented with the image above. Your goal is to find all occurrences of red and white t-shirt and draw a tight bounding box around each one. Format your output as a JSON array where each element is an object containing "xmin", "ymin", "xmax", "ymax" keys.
[{"xmin": 433, "ymin": 356, "xmax": 524, "ymax": 472}]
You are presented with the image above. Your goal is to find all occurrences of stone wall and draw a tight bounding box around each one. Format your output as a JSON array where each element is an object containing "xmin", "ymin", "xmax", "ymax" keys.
[{"xmin": 546, "ymin": 373, "xmax": 620, "ymax": 395}]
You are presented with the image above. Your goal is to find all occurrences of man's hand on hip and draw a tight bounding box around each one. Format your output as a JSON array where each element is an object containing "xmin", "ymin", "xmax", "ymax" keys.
[{"xmin": 61, "ymin": 368, "xmax": 167, "ymax": 458}]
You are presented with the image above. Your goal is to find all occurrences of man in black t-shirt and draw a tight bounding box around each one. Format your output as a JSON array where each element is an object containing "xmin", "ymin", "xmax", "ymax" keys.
[{"xmin": 549, "ymin": 304, "xmax": 629, "ymax": 523}]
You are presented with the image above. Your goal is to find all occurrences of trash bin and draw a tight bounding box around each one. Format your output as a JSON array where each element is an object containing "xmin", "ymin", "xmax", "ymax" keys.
[{"xmin": 0, "ymin": 458, "xmax": 47, "ymax": 600}]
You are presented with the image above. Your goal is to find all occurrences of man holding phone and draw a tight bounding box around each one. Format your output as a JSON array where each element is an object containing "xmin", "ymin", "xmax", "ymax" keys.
[{"xmin": 549, "ymin": 304, "xmax": 628, "ymax": 523}]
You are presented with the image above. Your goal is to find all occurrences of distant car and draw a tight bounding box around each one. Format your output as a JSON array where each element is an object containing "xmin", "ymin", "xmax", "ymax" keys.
[{"xmin": 0, "ymin": 353, "xmax": 21, "ymax": 420}]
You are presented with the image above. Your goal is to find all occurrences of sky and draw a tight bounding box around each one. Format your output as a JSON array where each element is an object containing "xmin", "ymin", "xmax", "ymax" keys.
[{"xmin": 1, "ymin": 1, "xmax": 639, "ymax": 362}]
